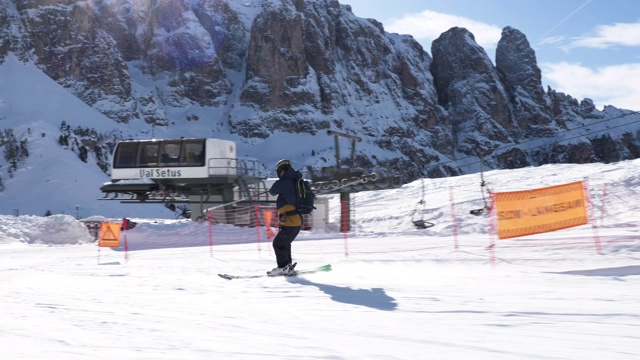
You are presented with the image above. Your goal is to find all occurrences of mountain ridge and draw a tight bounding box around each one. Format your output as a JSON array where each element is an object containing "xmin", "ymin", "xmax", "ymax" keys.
[{"xmin": 0, "ymin": 0, "xmax": 639, "ymax": 217}]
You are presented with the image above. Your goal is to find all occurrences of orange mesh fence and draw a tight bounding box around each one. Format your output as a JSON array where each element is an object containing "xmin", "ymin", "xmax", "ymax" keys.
[{"xmin": 494, "ymin": 181, "xmax": 588, "ymax": 239}]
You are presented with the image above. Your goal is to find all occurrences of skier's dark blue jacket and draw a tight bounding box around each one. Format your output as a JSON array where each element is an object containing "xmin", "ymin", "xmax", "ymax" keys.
[{"xmin": 268, "ymin": 166, "xmax": 303, "ymax": 227}]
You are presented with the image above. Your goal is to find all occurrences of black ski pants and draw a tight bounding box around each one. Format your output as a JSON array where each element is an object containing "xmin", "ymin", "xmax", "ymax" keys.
[{"xmin": 273, "ymin": 225, "xmax": 301, "ymax": 268}]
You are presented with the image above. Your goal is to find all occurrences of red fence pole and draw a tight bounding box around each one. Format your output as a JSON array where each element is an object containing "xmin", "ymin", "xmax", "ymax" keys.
[
  {"xmin": 208, "ymin": 210, "xmax": 214, "ymax": 257},
  {"xmin": 341, "ymin": 199, "xmax": 349, "ymax": 257},
  {"xmin": 254, "ymin": 204, "xmax": 262, "ymax": 254},
  {"xmin": 122, "ymin": 217, "xmax": 129, "ymax": 263},
  {"xmin": 488, "ymin": 193, "xmax": 496, "ymax": 267},
  {"xmin": 584, "ymin": 179, "xmax": 603, "ymax": 254},
  {"xmin": 448, "ymin": 186, "xmax": 459, "ymax": 250}
]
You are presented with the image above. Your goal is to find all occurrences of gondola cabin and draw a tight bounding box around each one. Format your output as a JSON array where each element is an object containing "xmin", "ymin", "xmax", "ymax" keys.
[
  {"xmin": 110, "ymin": 138, "xmax": 237, "ymax": 181},
  {"xmin": 100, "ymin": 138, "xmax": 263, "ymax": 213}
]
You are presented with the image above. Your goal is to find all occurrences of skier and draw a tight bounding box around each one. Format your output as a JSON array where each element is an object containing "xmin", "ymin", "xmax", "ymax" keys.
[{"xmin": 267, "ymin": 159, "xmax": 303, "ymax": 276}]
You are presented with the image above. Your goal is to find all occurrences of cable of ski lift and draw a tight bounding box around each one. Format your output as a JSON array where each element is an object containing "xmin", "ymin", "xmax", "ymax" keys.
[
  {"xmin": 408, "ymin": 110, "xmax": 640, "ymax": 218},
  {"xmin": 423, "ymin": 110, "xmax": 640, "ymax": 176}
]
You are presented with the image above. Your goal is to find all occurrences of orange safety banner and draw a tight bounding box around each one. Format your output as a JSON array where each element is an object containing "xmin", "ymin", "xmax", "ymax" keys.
[
  {"xmin": 263, "ymin": 210, "xmax": 276, "ymax": 238},
  {"xmin": 494, "ymin": 181, "xmax": 588, "ymax": 239},
  {"xmin": 98, "ymin": 222, "xmax": 121, "ymax": 247}
]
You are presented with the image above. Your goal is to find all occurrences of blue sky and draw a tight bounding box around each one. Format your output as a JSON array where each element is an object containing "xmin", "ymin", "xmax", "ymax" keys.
[{"xmin": 343, "ymin": 0, "xmax": 640, "ymax": 111}]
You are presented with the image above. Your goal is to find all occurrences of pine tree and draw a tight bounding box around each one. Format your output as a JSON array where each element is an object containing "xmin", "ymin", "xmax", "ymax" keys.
[{"xmin": 79, "ymin": 146, "xmax": 88, "ymax": 162}]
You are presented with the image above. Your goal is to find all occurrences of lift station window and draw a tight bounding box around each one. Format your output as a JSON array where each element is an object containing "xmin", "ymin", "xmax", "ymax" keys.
[
  {"xmin": 138, "ymin": 142, "xmax": 159, "ymax": 166},
  {"xmin": 113, "ymin": 139, "xmax": 208, "ymax": 169},
  {"xmin": 159, "ymin": 141, "xmax": 181, "ymax": 165},
  {"xmin": 113, "ymin": 142, "xmax": 139, "ymax": 168},
  {"xmin": 180, "ymin": 139, "xmax": 206, "ymax": 166}
]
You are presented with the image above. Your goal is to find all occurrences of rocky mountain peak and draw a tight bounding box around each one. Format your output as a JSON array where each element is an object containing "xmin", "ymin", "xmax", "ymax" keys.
[
  {"xmin": 431, "ymin": 27, "xmax": 514, "ymax": 155},
  {"xmin": 0, "ymin": 0, "xmax": 638, "ymax": 187},
  {"xmin": 496, "ymin": 26, "xmax": 554, "ymax": 134}
]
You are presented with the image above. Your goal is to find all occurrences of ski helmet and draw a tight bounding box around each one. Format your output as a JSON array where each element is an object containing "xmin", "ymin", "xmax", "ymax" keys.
[{"xmin": 275, "ymin": 159, "xmax": 291, "ymax": 173}]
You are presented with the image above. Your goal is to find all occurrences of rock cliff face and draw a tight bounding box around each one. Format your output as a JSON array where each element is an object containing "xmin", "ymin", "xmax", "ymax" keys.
[
  {"xmin": 1, "ymin": 0, "xmax": 639, "ymax": 181},
  {"xmin": 496, "ymin": 26, "xmax": 554, "ymax": 133},
  {"xmin": 431, "ymin": 27, "xmax": 513, "ymax": 155}
]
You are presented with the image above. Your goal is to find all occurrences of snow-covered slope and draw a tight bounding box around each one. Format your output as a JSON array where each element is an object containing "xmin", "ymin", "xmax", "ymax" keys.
[{"xmin": 1, "ymin": 159, "xmax": 639, "ymax": 359}]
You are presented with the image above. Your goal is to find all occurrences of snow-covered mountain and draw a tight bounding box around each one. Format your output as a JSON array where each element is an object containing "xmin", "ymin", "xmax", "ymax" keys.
[{"xmin": 0, "ymin": 0, "xmax": 639, "ymax": 218}]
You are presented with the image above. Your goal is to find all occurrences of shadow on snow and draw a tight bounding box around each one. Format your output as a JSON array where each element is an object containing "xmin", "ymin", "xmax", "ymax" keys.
[
  {"xmin": 548, "ymin": 265, "xmax": 640, "ymax": 277},
  {"xmin": 287, "ymin": 277, "xmax": 398, "ymax": 311}
]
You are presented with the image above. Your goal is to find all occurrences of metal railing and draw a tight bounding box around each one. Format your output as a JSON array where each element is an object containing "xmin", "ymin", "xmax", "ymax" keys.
[{"xmin": 206, "ymin": 158, "xmax": 260, "ymax": 177}]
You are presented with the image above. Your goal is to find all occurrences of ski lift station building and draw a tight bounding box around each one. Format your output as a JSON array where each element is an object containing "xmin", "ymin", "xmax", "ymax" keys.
[{"xmin": 100, "ymin": 137, "xmax": 329, "ymax": 230}]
